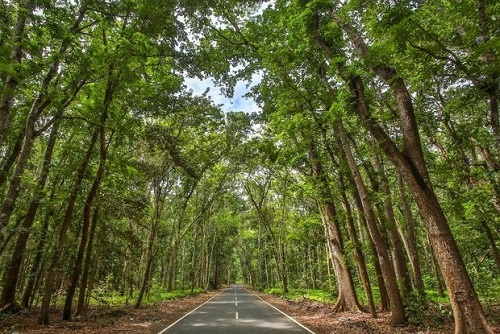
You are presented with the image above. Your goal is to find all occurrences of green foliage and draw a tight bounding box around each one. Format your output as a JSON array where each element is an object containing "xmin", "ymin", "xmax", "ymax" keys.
[
  {"xmin": 90, "ymin": 286, "xmax": 205, "ymax": 307},
  {"xmin": 404, "ymin": 291, "xmax": 428, "ymax": 326},
  {"xmin": 264, "ymin": 288, "xmax": 335, "ymax": 303},
  {"xmin": 1, "ymin": 1, "xmax": 499, "ymax": 331}
]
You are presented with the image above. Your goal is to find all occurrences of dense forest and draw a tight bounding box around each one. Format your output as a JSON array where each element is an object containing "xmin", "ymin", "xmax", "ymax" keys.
[{"xmin": 0, "ymin": 0, "xmax": 499, "ymax": 333}]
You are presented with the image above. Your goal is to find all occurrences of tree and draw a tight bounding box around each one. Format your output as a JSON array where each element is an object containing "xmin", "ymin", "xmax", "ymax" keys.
[
  {"xmin": 307, "ymin": 133, "xmax": 364, "ymax": 313},
  {"xmin": 0, "ymin": 2, "xmax": 498, "ymax": 333}
]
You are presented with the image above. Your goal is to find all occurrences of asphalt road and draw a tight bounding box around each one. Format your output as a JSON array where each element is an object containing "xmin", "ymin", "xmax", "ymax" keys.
[{"xmin": 158, "ymin": 285, "xmax": 315, "ymax": 333}]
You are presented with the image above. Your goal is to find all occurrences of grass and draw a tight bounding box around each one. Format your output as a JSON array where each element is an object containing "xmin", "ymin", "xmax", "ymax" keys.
[
  {"xmin": 101, "ymin": 288, "xmax": 206, "ymax": 306},
  {"xmin": 264, "ymin": 288, "xmax": 335, "ymax": 303},
  {"xmin": 49, "ymin": 287, "xmax": 206, "ymax": 308}
]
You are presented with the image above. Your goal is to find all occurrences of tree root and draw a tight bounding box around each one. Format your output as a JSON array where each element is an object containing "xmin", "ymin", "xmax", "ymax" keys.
[
  {"xmin": 0, "ymin": 300, "xmax": 25, "ymax": 315},
  {"xmin": 332, "ymin": 297, "xmax": 367, "ymax": 313}
]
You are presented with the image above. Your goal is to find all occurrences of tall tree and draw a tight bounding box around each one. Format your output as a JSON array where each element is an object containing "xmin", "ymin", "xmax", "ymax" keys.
[
  {"xmin": 307, "ymin": 133, "xmax": 364, "ymax": 312},
  {"xmin": 306, "ymin": 1, "xmax": 493, "ymax": 330},
  {"xmin": 0, "ymin": 119, "xmax": 60, "ymax": 313}
]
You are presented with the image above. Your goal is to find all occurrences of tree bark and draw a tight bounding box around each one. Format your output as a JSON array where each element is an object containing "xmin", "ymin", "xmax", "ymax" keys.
[
  {"xmin": 349, "ymin": 172, "xmax": 390, "ymax": 311},
  {"xmin": 21, "ymin": 177, "xmax": 62, "ymax": 309},
  {"xmin": 62, "ymin": 130, "xmax": 109, "ymax": 320},
  {"xmin": 307, "ymin": 13, "xmax": 392, "ymax": 312},
  {"xmin": 0, "ymin": 131, "xmax": 23, "ymax": 188},
  {"xmin": 397, "ymin": 173, "xmax": 425, "ymax": 296},
  {"xmin": 83, "ymin": 220, "xmax": 105, "ymax": 312},
  {"xmin": 482, "ymin": 221, "xmax": 500, "ymax": 273},
  {"xmin": 62, "ymin": 59, "xmax": 114, "ymax": 321},
  {"xmin": 74, "ymin": 206, "xmax": 99, "ymax": 317},
  {"xmin": 339, "ymin": 175, "xmax": 377, "ymax": 317},
  {"xmin": 348, "ymin": 74, "xmax": 492, "ymax": 333},
  {"xmin": 0, "ymin": 97, "xmax": 50, "ymax": 244},
  {"xmin": 307, "ymin": 139, "xmax": 364, "ymax": 313},
  {"xmin": 427, "ymin": 233, "xmax": 445, "ymax": 297},
  {"xmin": 336, "ymin": 119, "xmax": 406, "ymax": 324},
  {"xmin": 38, "ymin": 128, "xmax": 99, "ymax": 325},
  {"xmin": 309, "ymin": 100, "xmax": 375, "ymax": 315},
  {"xmin": 371, "ymin": 153, "xmax": 412, "ymax": 297},
  {"xmin": 0, "ymin": 119, "xmax": 60, "ymax": 313},
  {"xmin": 135, "ymin": 180, "xmax": 163, "ymax": 308}
]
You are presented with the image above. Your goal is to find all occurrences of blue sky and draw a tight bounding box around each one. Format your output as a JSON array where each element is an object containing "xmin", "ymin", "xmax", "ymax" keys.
[{"xmin": 184, "ymin": 75, "xmax": 261, "ymax": 114}]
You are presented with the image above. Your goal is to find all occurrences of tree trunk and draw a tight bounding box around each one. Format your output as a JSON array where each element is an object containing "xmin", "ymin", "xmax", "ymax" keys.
[
  {"xmin": 0, "ymin": 75, "xmax": 83, "ymax": 309},
  {"xmin": 135, "ymin": 180, "xmax": 162, "ymax": 308},
  {"xmin": 0, "ymin": 119, "xmax": 60, "ymax": 313},
  {"xmin": 62, "ymin": 136, "xmax": 108, "ymax": 320},
  {"xmin": 477, "ymin": 0, "xmax": 499, "ymax": 150},
  {"xmin": 62, "ymin": 63, "xmax": 113, "ymax": 320},
  {"xmin": 349, "ymin": 173, "xmax": 390, "ymax": 311},
  {"xmin": 310, "ymin": 102, "xmax": 375, "ymax": 315},
  {"xmin": 425, "ymin": 233, "xmax": 444, "ymax": 297},
  {"xmin": 312, "ymin": 9, "xmax": 491, "ymax": 329},
  {"xmin": 0, "ymin": 97, "xmax": 49, "ymax": 244},
  {"xmin": 309, "ymin": 17, "xmax": 390, "ymax": 311},
  {"xmin": 0, "ymin": 3, "xmax": 87, "ymax": 242},
  {"xmin": 397, "ymin": 173, "xmax": 425, "ymax": 296},
  {"xmin": 308, "ymin": 139, "xmax": 363, "ymax": 312},
  {"xmin": 336, "ymin": 119, "xmax": 406, "ymax": 324},
  {"xmin": 21, "ymin": 178, "xmax": 61, "ymax": 309},
  {"xmin": 84, "ymin": 222, "xmax": 105, "ymax": 312},
  {"xmin": 167, "ymin": 243, "xmax": 177, "ymax": 292},
  {"xmin": 371, "ymin": 153, "xmax": 412, "ymax": 297},
  {"xmin": 348, "ymin": 74, "xmax": 492, "ymax": 333},
  {"xmin": 339, "ymin": 175, "xmax": 377, "ymax": 317},
  {"xmin": 482, "ymin": 221, "xmax": 500, "ymax": 274},
  {"xmin": 0, "ymin": 131, "xmax": 23, "ymax": 188},
  {"xmin": 279, "ymin": 243, "xmax": 288, "ymax": 294},
  {"xmin": 38, "ymin": 128, "xmax": 99, "ymax": 325},
  {"xmin": 190, "ymin": 232, "xmax": 199, "ymax": 294},
  {"xmin": 74, "ymin": 207, "xmax": 99, "ymax": 317}
]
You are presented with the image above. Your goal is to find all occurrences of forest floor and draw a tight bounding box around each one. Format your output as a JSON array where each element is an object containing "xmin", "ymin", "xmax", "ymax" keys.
[{"xmin": 1, "ymin": 289, "xmax": 499, "ymax": 334}]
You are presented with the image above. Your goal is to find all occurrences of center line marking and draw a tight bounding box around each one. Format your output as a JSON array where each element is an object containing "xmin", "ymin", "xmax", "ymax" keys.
[
  {"xmin": 235, "ymin": 312, "xmax": 239, "ymax": 320},
  {"xmin": 235, "ymin": 301, "xmax": 238, "ymax": 306}
]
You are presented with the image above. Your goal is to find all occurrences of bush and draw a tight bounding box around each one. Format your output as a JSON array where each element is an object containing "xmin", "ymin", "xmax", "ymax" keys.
[{"xmin": 404, "ymin": 291, "xmax": 427, "ymax": 326}]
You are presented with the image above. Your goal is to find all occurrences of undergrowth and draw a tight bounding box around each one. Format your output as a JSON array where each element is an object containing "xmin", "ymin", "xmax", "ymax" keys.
[{"xmin": 263, "ymin": 288, "xmax": 335, "ymax": 303}]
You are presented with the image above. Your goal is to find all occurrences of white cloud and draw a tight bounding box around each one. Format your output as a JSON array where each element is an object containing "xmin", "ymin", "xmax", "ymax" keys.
[{"xmin": 184, "ymin": 73, "xmax": 261, "ymax": 114}]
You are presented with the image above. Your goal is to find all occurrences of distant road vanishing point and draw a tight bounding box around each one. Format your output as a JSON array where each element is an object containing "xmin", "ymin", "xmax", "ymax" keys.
[{"xmin": 158, "ymin": 285, "xmax": 315, "ymax": 333}]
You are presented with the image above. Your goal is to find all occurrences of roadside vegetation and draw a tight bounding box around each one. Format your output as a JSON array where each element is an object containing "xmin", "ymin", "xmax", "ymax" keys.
[{"xmin": 0, "ymin": 1, "xmax": 499, "ymax": 333}]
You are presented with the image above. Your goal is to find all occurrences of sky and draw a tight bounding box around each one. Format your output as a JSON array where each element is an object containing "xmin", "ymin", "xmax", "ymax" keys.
[
  {"xmin": 180, "ymin": 1, "xmax": 272, "ymax": 115},
  {"xmin": 184, "ymin": 75, "xmax": 261, "ymax": 114}
]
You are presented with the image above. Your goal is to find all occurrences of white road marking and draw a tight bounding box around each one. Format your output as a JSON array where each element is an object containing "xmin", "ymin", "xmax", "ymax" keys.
[
  {"xmin": 158, "ymin": 287, "xmax": 315, "ymax": 333},
  {"xmin": 249, "ymin": 289, "xmax": 316, "ymax": 334},
  {"xmin": 157, "ymin": 290, "xmax": 224, "ymax": 334},
  {"xmin": 235, "ymin": 301, "xmax": 238, "ymax": 306}
]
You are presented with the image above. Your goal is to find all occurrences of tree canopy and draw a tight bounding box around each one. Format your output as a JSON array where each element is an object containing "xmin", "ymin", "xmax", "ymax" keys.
[{"xmin": 0, "ymin": 0, "xmax": 499, "ymax": 333}]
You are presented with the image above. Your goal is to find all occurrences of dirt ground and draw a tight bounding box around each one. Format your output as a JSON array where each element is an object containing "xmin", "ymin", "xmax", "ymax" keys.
[{"xmin": 1, "ymin": 289, "xmax": 499, "ymax": 333}]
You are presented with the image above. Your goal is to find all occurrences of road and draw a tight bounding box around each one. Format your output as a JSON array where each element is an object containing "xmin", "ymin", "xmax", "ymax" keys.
[{"xmin": 158, "ymin": 285, "xmax": 315, "ymax": 333}]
